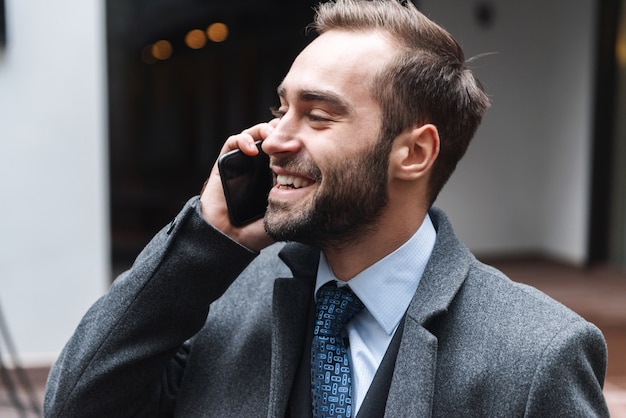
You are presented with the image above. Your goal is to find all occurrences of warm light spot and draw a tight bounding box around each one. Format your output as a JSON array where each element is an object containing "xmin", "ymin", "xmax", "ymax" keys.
[
  {"xmin": 185, "ymin": 29, "xmax": 207, "ymax": 49},
  {"xmin": 152, "ymin": 40, "xmax": 173, "ymax": 60},
  {"xmin": 207, "ymin": 22, "xmax": 229, "ymax": 43}
]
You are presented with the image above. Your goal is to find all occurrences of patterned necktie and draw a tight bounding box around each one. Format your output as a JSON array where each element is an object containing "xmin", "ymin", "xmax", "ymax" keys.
[{"xmin": 311, "ymin": 282, "xmax": 364, "ymax": 418}]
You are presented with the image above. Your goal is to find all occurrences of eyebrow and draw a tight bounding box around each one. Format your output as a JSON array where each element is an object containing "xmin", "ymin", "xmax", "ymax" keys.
[{"xmin": 277, "ymin": 85, "xmax": 353, "ymax": 115}]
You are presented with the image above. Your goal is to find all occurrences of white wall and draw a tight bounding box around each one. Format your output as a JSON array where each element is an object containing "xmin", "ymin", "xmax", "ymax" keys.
[
  {"xmin": 425, "ymin": 0, "xmax": 597, "ymax": 264},
  {"xmin": 0, "ymin": 0, "xmax": 108, "ymax": 366}
]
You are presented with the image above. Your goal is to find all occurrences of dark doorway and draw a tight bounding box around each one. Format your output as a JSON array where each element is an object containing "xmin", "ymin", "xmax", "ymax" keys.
[
  {"xmin": 608, "ymin": 0, "xmax": 626, "ymax": 268},
  {"xmin": 588, "ymin": 0, "xmax": 623, "ymax": 266},
  {"xmin": 106, "ymin": 0, "xmax": 317, "ymax": 271},
  {"xmin": 0, "ymin": 0, "xmax": 5, "ymax": 49}
]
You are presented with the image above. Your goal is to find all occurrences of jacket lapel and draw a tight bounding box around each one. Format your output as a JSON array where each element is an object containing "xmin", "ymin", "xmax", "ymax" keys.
[
  {"xmin": 267, "ymin": 243, "xmax": 319, "ymax": 417},
  {"xmin": 384, "ymin": 207, "xmax": 474, "ymax": 417},
  {"xmin": 385, "ymin": 319, "xmax": 439, "ymax": 417}
]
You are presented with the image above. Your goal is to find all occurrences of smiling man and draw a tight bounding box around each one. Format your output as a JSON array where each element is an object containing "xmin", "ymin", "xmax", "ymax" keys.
[{"xmin": 45, "ymin": 1, "xmax": 609, "ymax": 417}]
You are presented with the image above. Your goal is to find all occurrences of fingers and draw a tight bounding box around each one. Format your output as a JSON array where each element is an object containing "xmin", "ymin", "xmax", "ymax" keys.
[
  {"xmin": 268, "ymin": 117, "xmax": 280, "ymax": 128},
  {"xmin": 220, "ymin": 122, "xmax": 275, "ymax": 156},
  {"xmin": 198, "ymin": 120, "xmax": 276, "ymax": 251}
]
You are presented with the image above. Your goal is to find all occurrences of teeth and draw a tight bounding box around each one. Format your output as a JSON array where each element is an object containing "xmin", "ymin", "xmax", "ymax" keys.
[{"xmin": 277, "ymin": 174, "xmax": 312, "ymax": 189}]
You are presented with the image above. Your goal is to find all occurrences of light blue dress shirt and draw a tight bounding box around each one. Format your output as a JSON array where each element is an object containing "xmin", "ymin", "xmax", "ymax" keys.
[{"xmin": 314, "ymin": 214, "xmax": 436, "ymax": 413}]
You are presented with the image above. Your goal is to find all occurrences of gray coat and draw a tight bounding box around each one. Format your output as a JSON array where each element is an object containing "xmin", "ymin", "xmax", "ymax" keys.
[{"xmin": 44, "ymin": 197, "xmax": 609, "ymax": 417}]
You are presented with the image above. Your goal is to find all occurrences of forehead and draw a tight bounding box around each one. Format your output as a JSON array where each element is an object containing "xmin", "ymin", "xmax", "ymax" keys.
[{"xmin": 279, "ymin": 30, "xmax": 395, "ymax": 105}]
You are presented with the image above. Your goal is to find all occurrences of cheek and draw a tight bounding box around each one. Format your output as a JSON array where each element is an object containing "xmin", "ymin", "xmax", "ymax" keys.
[{"xmin": 306, "ymin": 120, "xmax": 382, "ymax": 175}]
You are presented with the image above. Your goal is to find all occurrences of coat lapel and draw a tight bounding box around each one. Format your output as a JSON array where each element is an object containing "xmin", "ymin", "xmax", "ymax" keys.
[
  {"xmin": 384, "ymin": 207, "xmax": 474, "ymax": 417},
  {"xmin": 385, "ymin": 319, "xmax": 439, "ymax": 417},
  {"xmin": 267, "ymin": 243, "xmax": 319, "ymax": 417}
]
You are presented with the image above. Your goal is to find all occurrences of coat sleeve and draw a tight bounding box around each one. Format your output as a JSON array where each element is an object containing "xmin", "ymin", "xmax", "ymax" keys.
[
  {"xmin": 524, "ymin": 317, "xmax": 610, "ymax": 417},
  {"xmin": 44, "ymin": 197, "xmax": 259, "ymax": 417}
]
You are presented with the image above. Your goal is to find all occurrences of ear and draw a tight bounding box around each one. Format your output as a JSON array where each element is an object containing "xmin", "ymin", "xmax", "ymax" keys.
[{"xmin": 389, "ymin": 123, "xmax": 440, "ymax": 181}]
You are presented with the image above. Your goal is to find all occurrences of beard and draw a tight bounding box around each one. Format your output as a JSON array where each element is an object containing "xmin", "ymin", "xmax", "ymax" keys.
[{"xmin": 263, "ymin": 137, "xmax": 392, "ymax": 250}]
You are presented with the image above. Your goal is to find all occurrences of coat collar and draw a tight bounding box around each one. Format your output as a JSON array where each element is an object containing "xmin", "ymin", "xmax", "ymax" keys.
[
  {"xmin": 273, "ymin": 208, "xmax": 472, "ymax": 327},
  {"xmin": 278, "ymin": 242, "xmax": 321, "ymax": 278},
  {"xmin": 406, "ymin": 206, "xmax": 473, "ymax": 325},
  {"xmin": 385, "ymin": 206, "xmax": 474, "ymax": 416}
]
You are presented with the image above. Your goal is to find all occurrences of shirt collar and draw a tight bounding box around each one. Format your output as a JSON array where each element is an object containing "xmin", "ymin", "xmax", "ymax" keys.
[{"xmin": 315, "ymin": 214, "xmax": 436, "ymax": 335}]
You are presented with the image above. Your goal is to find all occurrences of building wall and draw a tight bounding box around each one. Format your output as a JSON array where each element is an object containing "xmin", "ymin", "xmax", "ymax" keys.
[
  {"xmin": 0, "ymin": 0, "xmax": 108, "ymax": 365},
  {"xmin": 425, "ymin": 0, "xmax": 597, "ymax": 264}
]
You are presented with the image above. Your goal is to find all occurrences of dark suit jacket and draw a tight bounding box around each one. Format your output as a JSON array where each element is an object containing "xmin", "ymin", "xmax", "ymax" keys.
[{"xmin": 44, "ymin": 197, "xmax": 609, "ymax": 417}]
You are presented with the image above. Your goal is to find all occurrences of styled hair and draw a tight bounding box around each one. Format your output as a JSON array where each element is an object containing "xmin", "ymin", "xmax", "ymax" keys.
[{"xmin": 312, "ymin": 0, "xmax": 491, "ymax": 204}]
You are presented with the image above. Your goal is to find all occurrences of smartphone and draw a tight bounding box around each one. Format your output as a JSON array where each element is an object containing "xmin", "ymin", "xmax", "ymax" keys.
[{"xmin": 217, "ymin": 141, "xmax": 273, "ymax": 226}]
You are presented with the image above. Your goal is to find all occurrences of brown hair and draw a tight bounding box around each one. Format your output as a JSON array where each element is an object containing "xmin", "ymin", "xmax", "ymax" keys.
[{"xmin": 312, "ymin": 0, "xmax": 490, "ymax": 205}]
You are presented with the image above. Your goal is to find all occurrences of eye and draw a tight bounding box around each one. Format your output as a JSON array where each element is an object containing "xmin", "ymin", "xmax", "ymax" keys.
[{"xmin": 308, "ymin": 110, "xmax": 333, "ymax": 123}]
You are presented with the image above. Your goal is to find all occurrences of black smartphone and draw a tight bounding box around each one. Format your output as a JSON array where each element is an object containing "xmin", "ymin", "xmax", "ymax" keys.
[{"xmin": 217, "ymin": 141, "xmax": 273, "ymax": 226}]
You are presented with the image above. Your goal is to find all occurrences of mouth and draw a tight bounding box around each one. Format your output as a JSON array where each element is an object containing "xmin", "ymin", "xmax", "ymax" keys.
[{"xmin": 275, "ymin": 174, "xmax": 314, "ymax": 189}]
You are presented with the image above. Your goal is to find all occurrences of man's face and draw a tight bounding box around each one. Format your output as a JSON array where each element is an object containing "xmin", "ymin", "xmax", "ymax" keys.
[{"xmin": 262, "ymin": 30, "xmax": 396, "ymax": 249}]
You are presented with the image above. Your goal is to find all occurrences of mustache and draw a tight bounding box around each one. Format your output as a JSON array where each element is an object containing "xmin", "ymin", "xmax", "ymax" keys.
[{"xmin": 270, "ymin": 155, "xmax": 323, "ymax": 182}]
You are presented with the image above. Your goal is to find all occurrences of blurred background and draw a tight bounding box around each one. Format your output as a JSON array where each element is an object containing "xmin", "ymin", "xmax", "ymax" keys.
[{"xmin": 0, "ymin": 0, "xmax": 625, "ymax": 415}]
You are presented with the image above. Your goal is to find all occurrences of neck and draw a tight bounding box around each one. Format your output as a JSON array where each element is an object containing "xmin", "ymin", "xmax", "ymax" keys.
[{"xmin": 323, "ymin": 205, "xmax": 428, "ymax": 281}]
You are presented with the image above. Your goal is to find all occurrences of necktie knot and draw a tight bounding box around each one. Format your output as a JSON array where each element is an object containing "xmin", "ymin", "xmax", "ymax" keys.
[{"xmin": 314, "ymin": 283, "xmax": 364, "ymax": 338}]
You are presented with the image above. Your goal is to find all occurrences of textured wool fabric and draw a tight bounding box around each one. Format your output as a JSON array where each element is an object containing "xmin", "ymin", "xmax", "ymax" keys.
[{"xmin": 44, "ymin": 197, "xmax": 609, "ymax": 417}]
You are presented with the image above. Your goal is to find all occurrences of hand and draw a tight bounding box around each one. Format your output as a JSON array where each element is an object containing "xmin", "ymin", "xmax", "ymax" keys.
[{"xmin": 200, "ymin": 122, "xmax": 276, "ymax": 251}]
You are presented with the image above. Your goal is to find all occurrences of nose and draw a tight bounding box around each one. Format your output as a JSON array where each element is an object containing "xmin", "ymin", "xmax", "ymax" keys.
[{"xmin": 261, "ymin": 116, "xmax": 302, "ymax": 156}]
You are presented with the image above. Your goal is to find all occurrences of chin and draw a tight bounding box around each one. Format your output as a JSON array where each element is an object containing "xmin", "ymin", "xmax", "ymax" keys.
[{"xmin": 264, "ymin": 207, "xmax": 314, "ymax": 243}]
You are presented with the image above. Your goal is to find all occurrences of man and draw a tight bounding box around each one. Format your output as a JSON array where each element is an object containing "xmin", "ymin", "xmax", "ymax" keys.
[{"xmin": 45, "ymin": 0, "xmax": 609, "ymax": 416}]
